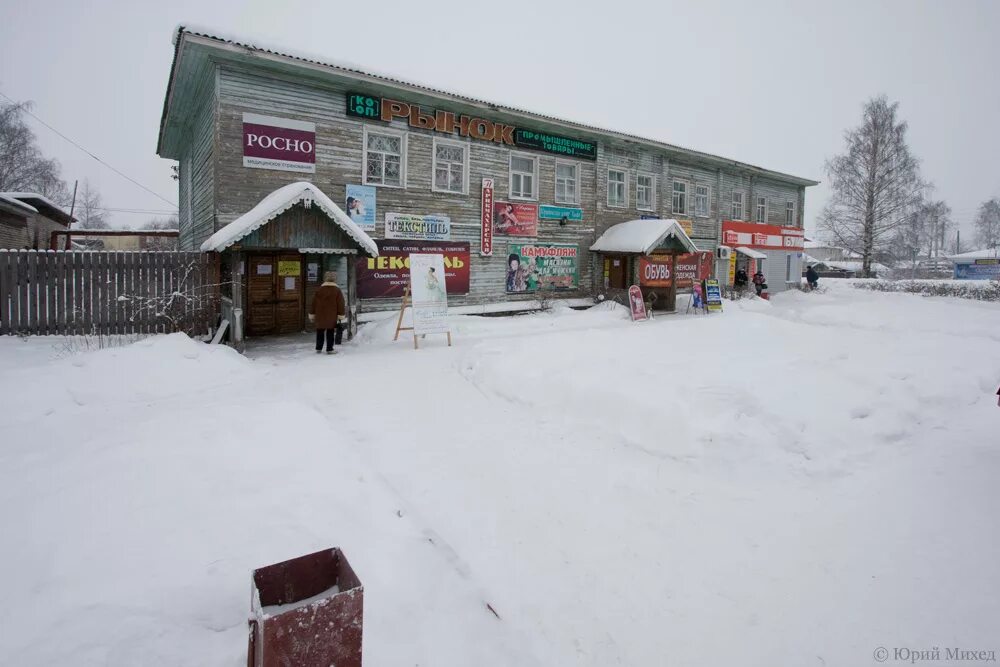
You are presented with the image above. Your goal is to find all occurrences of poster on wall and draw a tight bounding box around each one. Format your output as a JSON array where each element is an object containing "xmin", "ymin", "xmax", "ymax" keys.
[
  {"xmin": 639, "ymin": 251, "xmax": 713, "ymax": 288},
  {"xmin": 505, "ymin": 243, "xmax": 579, "ymax": 293},
  {"xmin": 345, "ymin": 184, "xmax": 376, "ymax": 231},
  {"xmin": 493, "ymin": 201, "xmax": 538, "ymax": 236},
  {"xmin": 384, "ymin": 213, "xmax": 451, "ymax": 241},
  {"xmin": 481, "ymin": 178, "xmax": 494, "ymax": 256},
  {"xmin": 356, "ymin": 240, "xmax": 470, "ymax": 299},
  {"xmin": 242, "ymin": 112, "xmax": 316, "ymax": 173},
  {"xmin": 409, "ymin": 253, "xmax": 450, "ymax": 335}
]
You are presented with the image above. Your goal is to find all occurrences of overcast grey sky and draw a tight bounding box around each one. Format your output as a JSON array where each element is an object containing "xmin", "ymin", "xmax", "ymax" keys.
[{"xmin": 2, "ymin": 0, "xmax": 998, "ymax": 238}]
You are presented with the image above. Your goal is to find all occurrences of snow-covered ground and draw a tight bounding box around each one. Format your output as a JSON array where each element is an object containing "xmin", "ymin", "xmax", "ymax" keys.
[{"xmin": 1, "ymin": 281, "xmax": 998, "ymax": 666}]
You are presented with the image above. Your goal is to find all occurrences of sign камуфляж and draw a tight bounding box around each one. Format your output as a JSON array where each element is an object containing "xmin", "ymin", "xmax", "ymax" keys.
[{"xmin": 347, "ymin": 93, "xmax": 597, "ymax": 161}]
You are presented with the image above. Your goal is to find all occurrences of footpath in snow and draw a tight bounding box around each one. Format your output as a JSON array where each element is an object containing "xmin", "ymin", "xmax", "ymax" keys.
[{"xmin": 0, "ymin": 281, "xmax": 998, "ymax": 666}]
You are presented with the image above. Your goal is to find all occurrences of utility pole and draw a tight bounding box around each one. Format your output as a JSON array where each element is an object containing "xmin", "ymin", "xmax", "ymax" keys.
[{"xmin": 67, "ymin": 179, "xmax": 78, "ymax": 250}]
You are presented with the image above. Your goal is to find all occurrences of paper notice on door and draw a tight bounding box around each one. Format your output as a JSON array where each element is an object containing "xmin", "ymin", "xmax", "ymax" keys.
[
  {"xmin": 257, "ymin": 264, "xmax": 273, "ymax": 275},
  {"xmin": 284, "ymin": 276, "xmax": 296, "ymax": 290}
]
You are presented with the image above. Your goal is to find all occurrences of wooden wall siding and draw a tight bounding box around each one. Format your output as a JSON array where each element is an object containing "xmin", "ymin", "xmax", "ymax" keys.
[
  {"xmin": 0, "ymin": 251, "xmax": 219, "ymax": 336},
  {"xmin": 752, "ymin": 178, "xmax": 803, "ymax": 227},
  {"xmin": 238, "ymin": 205, "xmax": 355, "ymax": 250},
  {"xmin": 200, "ymin": 64, "xmax": 806, "ymax": 309}
]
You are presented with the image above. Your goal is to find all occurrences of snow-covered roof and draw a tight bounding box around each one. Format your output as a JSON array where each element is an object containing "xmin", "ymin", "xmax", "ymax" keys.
[
  {"xmin": 590, "ymin": 219, "xmax": 699, "ymax": 255},
  {"xmin": 0, "ymin": 192, "xmax": 75, "ymax": 224},
  {"xmin": 734, "ymin": 246, "xmax": 767, "ymax": 260},
  {"xmin": 0, "ymin": 194, "xmax": 38, "ymax": 214},
  {"xmin": 947, "ymin": 248, "xmax": 999, "ymax": 262},
  {"xmin": 824, "ymin": 261, "xmax": 890, "ymax": 273},
  {"xmin": 200, "ymin": 182, "xmax": 379, "ymax": 256}
]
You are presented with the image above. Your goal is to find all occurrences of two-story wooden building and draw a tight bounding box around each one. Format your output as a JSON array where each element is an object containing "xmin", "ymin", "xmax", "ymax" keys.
[{"xmin": 157, "ymin": 26, "xmax": 817, "ymax": 341}]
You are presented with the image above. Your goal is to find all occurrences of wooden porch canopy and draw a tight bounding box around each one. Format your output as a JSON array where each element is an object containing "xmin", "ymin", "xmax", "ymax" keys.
[
  {"xmin": 201, "ymin": 181, "xmax": 379, "ymax": 257},
  {"xmin": 590, "ymin": 218, "xmax": 699, "ymax": 256}
]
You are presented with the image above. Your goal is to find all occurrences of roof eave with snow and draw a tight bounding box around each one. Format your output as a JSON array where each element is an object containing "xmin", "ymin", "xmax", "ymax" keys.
[
  {"xmin": 200, "ymin": 182, "xmax": 379, "ymax": 257},
  {"xmin": 158, "ymin": 27, "xmax": 819, "ymax": 187},
  {"xmin": 590, "ymin": 219, "xmax": 699, "ymax": 255}
]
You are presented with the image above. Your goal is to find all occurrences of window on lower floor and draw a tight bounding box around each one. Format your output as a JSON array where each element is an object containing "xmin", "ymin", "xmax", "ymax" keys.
[{"xmin": 786, "ymin": 254, "xmax": 793, "ymax": 282}]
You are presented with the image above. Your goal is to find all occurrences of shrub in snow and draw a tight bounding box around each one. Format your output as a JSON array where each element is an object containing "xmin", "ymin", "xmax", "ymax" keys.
[{"xmin": 850, "ymin": 279, "xmax": 1000, "ymax": 301}]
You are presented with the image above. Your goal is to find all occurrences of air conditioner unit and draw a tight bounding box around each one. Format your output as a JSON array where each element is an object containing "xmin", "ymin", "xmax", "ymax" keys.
[{"xmin": 716, "ymin": 246, "xmax": 731, "ymax": 260}]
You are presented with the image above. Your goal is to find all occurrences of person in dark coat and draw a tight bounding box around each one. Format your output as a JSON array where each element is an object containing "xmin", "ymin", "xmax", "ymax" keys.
[
  {"xmin": 806, "ymin": 265, "xmax": 819, "ymax": 290},
  {"xmin": 734, "ymin": 268, "xmax": 749, "ymax": 293},
  {"xmin": 752, "ymin": 271, "xmax": 767, "ymax": 296},
  {"xmin": 309, "ymin": 271, "xmax": 346, "ymax": 354}
]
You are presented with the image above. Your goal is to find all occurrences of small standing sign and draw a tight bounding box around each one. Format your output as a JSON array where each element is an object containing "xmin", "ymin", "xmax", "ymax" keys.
[
  {"xmin": 703, "ymin": 278, "xmax": 723, "ymax": 312},
  {"xmin": 393, "ymin": 253, "xmax": 452, "ymax": 349},
  {"xmin": 628, "ymin": 285, "xmax": 649, "ymax": 322}
]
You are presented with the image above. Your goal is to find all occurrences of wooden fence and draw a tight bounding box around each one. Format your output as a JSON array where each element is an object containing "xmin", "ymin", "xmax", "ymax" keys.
[{"xmin": 0, "ymin": 250, "xmax": 220, "ymax": 336}]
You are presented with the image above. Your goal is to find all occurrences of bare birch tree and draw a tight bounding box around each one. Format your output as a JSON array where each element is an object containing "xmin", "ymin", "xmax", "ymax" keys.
[
  {"xmin": 74, "ymin": 179, "xmax": 109, "ymax": 229},
  {"xmin": 973, "ymin": 197, "xmax": 1000, "ymax": 249},
  {"xmin": 819, "ymin": 96, "xmax": 925, "ymax": 277},
  {"xmin": 0, "ymin": 101, "xmax": 67, "ymax": 195}
]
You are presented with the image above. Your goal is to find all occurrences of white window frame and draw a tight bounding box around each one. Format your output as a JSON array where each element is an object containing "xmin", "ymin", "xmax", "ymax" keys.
[
  {"xmin": 554, "ymin": 160, "xmax": 580, "ymax": 205},
  {"xmin": 508, "ymin": 152, "xmax": 539, "ymax": 201},
  {"xmin": 607, "ymin": 168, "xmax": 628, "ymax": 208},
  {"xmin": 636, "ymin": 172, "xmax": 656, "ymax": 211},
  {"xmin": 756, "ymin": 196, "xmax": 767, "ymax": 223},
  {"xmin": 731, "ymin": 191, "xmax": 745, "ymax": 220},
  {"xmin": 785, "ymin": 254, "xmax": 793, "ymax": 282},
  {"xmin": 786, "ymin": 201, "xmax": 796, "ymax": 226},
  {"xmin": 694, "ymin": 184, "xmax": 710, "ymax": 217},
  {"xmin": 431, "ymin": 136, "xmax": 469, "ymax": 195},
  {"xmin": 362, "ymin": 125, "xmax": 407, "ymax": 188},
  {"xmin": 672, "ymin": 180, "xmax": 688, "ymax": 216}
]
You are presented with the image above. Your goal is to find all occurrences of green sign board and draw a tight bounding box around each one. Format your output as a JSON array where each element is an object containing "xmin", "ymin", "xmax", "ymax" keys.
[
  {"xmin": 538, "ymin": 205, "xmax": 584, "ymax": 221},
  {"xmin": 347, "ymin": 93, "xmax": 381, "ymax": 119},
  {"xmin": 514, "ymin": 129, "xmax": 597, "ymax": 160}
]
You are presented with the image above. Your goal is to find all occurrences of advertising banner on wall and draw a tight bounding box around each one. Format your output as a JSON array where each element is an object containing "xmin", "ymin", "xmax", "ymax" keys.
[
  {"xmin": 409, "ymin": 253, "xmax": 450, "ymax": 335},
  {"xmin": 242, "ymin": 113, "xmax": 316, "ymax": 173},
  {"xmin": 722, "ymin": 220, "xmax": 804, "ymax": 250},
  {"xmin": 356, "ymin": 240, "xmax": 470, "ymax": 299},
  {"xmin": 493, "ymin": 201, "xmax": 538, "ymax": 237},
  {"xmin": 539, "ymin": 205, "xmax": 583, "ymax": 222},
  {"xmin": 505, "ymin": 243, "xmax": 579, "ymax": 293},
  {"xmin": 639, "ymin": 251, "xmax": 714, "ymax": 288},
  {"xmin": 481, "ymin": 178, "xmax": 494, "ymax": 256},
  {"xmin": 345, "ymin": 184, "xmax": 376, "ymax": 231},
  {"xmin": 384, "ymin": 213, "xmax": 451, "ymax": 241}
]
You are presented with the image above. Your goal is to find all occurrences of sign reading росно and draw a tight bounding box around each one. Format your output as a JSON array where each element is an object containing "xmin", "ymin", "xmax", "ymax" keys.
[
  {"xmin": 242, "ymin": 112, "xmax": 316, "ymax": 173},
  {"xmin": 347, "ymin": 93, "xmax": 597, "ymax": 160}
]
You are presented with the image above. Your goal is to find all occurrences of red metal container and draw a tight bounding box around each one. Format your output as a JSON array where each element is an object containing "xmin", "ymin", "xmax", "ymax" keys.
[{"xmin": 247, "ymin": 547, "xmax": 363, "ymax": 667}]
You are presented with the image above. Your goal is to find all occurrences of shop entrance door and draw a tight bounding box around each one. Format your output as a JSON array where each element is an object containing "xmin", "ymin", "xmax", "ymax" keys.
[
  {"xmin": 608, "ymin": 256, "xmax": 627, "ymax": 289},
  {"xmin": 247, "ymin": 253, "xmax": 304, "ymax": 336}
]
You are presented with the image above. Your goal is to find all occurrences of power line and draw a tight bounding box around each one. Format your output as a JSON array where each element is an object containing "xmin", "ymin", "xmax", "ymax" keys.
[{"xmin": 0, "ymin": 91, "xmax": 178, "ymax": 209}]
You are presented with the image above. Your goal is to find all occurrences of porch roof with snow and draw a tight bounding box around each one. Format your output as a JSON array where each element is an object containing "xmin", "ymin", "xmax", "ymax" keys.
[
  {"xmin": 734, "ymin": 246, "xmax": 767, "ymax": 260},
  {"xmin": 200, "ymin": 182, "xmax": 379, "ymax": 256},
  {"xmin": 590, "ymin": 219, "xmax": 699, "ymax": 255}
]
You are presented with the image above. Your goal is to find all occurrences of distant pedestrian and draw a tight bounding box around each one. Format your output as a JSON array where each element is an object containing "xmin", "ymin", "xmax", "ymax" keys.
[
  {"xmin": 752, "ymin": 271, "xmax": 767, "ymax": 297},
  {"xmin": 309, "ymin": 271, "xmax": 345, "ymax": 354},
  {"xmin": 806, "ymin": 265, "xmax": 819, "ymax": 290}
]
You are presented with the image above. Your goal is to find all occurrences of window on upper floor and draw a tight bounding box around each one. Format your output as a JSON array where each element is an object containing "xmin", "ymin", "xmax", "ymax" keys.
[
  {"xmin": 555, "ymin": 161, "xmax": 579, "ymax": 204},
  {"xmin": 786, "ymin": 201, "xmax": 796, "ymax": 226},
  {"xmin": 731, "ymin": 191, "xmax": 745, "ymax": 220},
  {"xmin": 432, "ymin": 138, "xmax": 468, "ymax": 194},
  {"xmin": 607, "ymin": 169, "xmax": 627, "ymax": 208},
  {"xmin": 636, "ymin": 173, "xmax": 656, "ymax": 211},
  {"xmin": 363, "ymin": 127, "xmax": 406, "ymax": 187},
  {"xmin": 694, "ymin": 185, "xmax": 710, "ymax": 217},
  {"xmin": 756, "ymin": 196, "xmax": 767, "ymax": 223},
  {"xmin": 672, "ymin": 181, "xmax": 688, "ymax": 215},
  {"xmin": 509, "ymin": 153, "xmax": 538, "ymax": 200}
]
